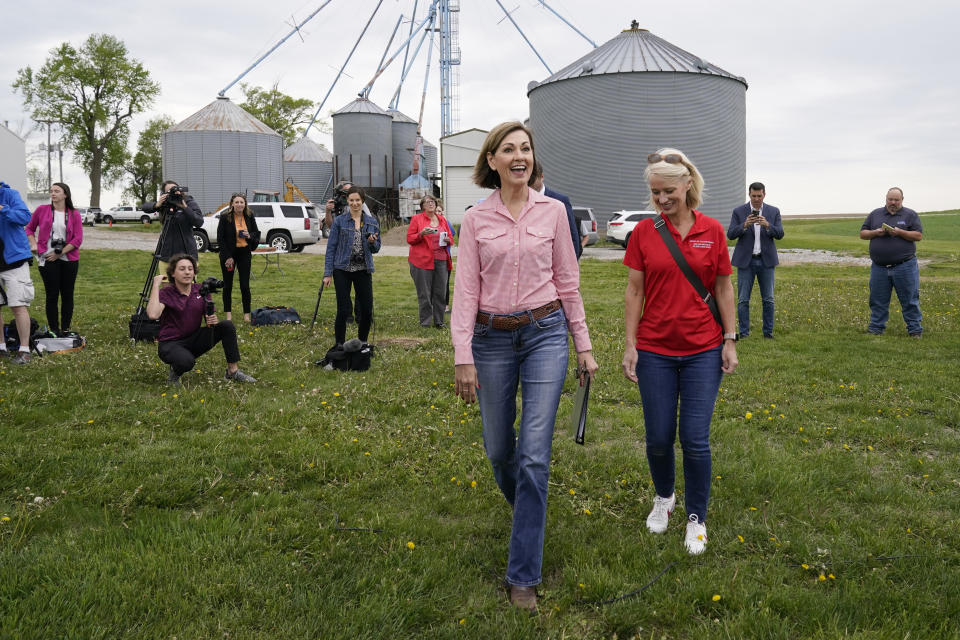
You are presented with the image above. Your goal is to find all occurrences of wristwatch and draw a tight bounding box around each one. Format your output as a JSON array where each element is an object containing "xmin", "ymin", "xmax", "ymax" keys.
[{"xmin": 723, "ymin": 332, "xmax": 738, "ymax": 342}]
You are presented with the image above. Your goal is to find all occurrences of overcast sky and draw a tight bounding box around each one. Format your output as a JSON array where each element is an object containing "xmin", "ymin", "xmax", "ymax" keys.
[{"xmin": 2, "ymin": 0, "xmax": 958, "ymax": 214}]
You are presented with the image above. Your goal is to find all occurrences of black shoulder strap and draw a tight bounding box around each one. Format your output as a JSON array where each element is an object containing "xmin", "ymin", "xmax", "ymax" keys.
[{"xmin": 653, "ymin": 216, "xmax": 722, "ymax": 326}]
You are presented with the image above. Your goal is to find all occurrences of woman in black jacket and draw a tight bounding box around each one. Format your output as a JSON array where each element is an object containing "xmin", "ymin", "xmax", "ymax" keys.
[{"xmin": 217, "ymin": 193, "xmax": 260, "ymax": 323}]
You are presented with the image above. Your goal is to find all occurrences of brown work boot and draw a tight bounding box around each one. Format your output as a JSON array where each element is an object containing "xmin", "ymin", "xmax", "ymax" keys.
[{"xmin": 509, "ymin": 585, "xmax": 537, "ymax": 612}]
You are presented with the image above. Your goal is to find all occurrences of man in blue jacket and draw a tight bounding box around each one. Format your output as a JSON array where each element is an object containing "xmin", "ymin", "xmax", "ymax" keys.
[
  {"xmin": 0, "ymin": 182, "xmax": 36, "ymax": 364},
  {"xmin": 727, "ymin": 182, "xmax": 785, "ymax": 338}
]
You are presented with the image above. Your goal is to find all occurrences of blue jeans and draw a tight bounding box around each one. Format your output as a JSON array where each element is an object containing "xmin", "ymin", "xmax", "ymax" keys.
[
  {"xmin": 868, "ymin": 257, "xmax": 922, "ymax": 335},
  {"xmin": 472, "ymin": 308, "xmax": 569, "ymax": 586},
  {"xmin": 737, "ymin": 256, "xmax": 775, "ymax": 336},
  {"xmin": 635, "ymin": 346, "xmax": 723, "ymax": 522}
]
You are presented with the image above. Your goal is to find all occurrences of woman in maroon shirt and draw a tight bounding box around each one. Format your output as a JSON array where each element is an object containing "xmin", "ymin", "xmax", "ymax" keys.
[{"xmin": 146, "ymin": 254, "xmax": 256, "ymax": 386}]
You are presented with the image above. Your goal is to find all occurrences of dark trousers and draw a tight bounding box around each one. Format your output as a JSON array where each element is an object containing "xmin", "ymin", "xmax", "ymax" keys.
[
  {"xmin": 333, "ymin": 269, "xmax": 373, "ymax": 345},
  {"xmin": 38, "ymin": 259, "xmax": 79, "ymax": 333},
  {"xmin": 158, "ymin": 321, "xmax": 241, "ymax": 376},
  {"xmin": 221, "ymin": 249, "xmax": 252, "ymax": 314}
]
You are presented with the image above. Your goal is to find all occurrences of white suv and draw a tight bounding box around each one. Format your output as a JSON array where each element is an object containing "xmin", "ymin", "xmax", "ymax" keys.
[
  {"xmin": 101, "ymin": 205, "xmax": 157, "ymax": 225},
  {"xmin": 193, "ymin": 202, "xmax": 321, "ymax": 253},
  {"xmin": 606, "ymin": 210, "xmax": 658, "ymax": 247}
]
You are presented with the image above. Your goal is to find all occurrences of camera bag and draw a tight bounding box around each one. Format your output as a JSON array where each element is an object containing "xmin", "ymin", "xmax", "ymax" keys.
[
  {"xmin": 251, "ymin": 306, "xmax": 301, "ymax": 326},
  {"xmin": 33, "ymin": 335, "xmax": 86, "ymax": 355},
  {"xmin": 129, "ymin": 309, "xmax": 161, "ymax": 342},
  {"xmin": 315, "ymin": 341, "xmax": 373, "ymax": 372}
]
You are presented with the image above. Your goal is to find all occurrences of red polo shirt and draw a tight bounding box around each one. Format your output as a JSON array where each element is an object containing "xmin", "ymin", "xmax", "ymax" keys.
[{"xmin": 623, "ymin": 211, "xmax": 731, "ymax": 356}]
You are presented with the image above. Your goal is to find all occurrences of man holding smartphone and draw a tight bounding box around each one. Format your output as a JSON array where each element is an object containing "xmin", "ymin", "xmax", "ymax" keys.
[
  {"xmin": 859, "ymin": 187, "xmax": 923, "ymax": 337},
  {"xmin": 727, "ymin": 182, "xmax": 784, "ymax": 338}
]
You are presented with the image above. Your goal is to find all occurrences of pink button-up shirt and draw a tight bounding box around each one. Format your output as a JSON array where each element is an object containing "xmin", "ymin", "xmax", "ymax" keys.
[{"xmin": 451, "ymin": 188, "xmax": 592, "ymax": 365}]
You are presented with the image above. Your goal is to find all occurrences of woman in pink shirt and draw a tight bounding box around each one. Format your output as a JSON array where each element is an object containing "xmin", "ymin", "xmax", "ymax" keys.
[
  {"xmin": 451, "ymin": 121, "xmax": 598, "ymax": 612},
  {"xmin": 25, "ymin": 182, "xmax": 83, "ymax": 335}
]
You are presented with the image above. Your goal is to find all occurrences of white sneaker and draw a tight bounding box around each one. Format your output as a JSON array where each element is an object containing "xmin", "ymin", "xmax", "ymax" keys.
[
  {"xmin": 684, "ymin": 514, "xmax": 707, "ymax": 555},
  {"xmin": 646, "ymin": 493, "xmax": 675, "ymax": 534}
]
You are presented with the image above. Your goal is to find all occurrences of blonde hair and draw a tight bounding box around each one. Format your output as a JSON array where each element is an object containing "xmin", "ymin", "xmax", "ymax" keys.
[{"xmin": 644, "ymin": 147, "xmax": 705, "ymax": 211}]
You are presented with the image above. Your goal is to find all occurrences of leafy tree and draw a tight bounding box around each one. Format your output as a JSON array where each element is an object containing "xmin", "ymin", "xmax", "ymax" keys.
[
  {"xmin": 239, "ymin": 82, "xmax": 327, "ymax": 146},
  {"xmin": 26, "ymin": 166, "xmax": 47, "ymax": 193},
  {"xmin": 13, "ymin": 34, "xmax": 159, "ymax": 208},
  {"xmin": 123, "ymin": 115, "xmax": 175, "ymax": 205}
]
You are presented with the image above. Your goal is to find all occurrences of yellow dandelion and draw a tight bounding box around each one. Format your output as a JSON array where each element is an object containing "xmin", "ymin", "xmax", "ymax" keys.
[
  {"xmin": 447, "ymin": 431, "xmax": 452, "ymax": 436},
  {"xmin": 604, "ymin": 493, "xmax": 611, "ymax": 499},
  {"xmin": 770, "ymin": 404, "xmax": 776, "ymax": 408},
  {"xmin": 172, "ymin": 394, "xmax": 179, "ymax": 398},
  {"xmin": 333, "ymin": 392, "xmax": 340, "ymax": 397},
  {"xmin": 923, "ymin": 474, "xmax": 929, "ymax": 478},
  {"xmin": 801, "ymin": 563, "xmax": 810, "ymax": 570},
  {"xmin": 583, "ymin": 508, "xmax": 591, "ymax": 515},
  {"xmin": 578, "ymin": 583, "xmax": 585, "ymax": 589},
  {"xmin": 407, "ymin": 541, "xmax": 415, "ymax": 550},
  {"xmin": 1, "ymin": 516, "xmax": 10, "ymax": 522},
  {"xmin": 867, "ymin": 445, "xmax": 874, "ymax": 451},
  {"xmin": 712, "ymin": 594, "xmax": 721, "ymax": 602},
  {"xmin": 352, "ymin": 438, "xmax": 358, "ymax": 442},
  {"xmin": 749, "ymin": 507, "xmax": 758, "ymax": 511},
  {"xmin": 569, "ymin": 489, "xmax": 576, "ymax": 495},
  {"xmin": 87, "ymin": 419, "xmax": 94, "ymax": 424},
  {"xmin": 715, "ymin": 475, "xmax": 722, "ymax": 480},
  {"xmin": 843, "ymin": 444, "xmax": 850, "ymax": 450},
  {"xmin": 161, "ymin": 392, "xmax": 167, "ymax": 397},
  {"xmin": 828, "ymin": 574, "xmax": 835, "ymax": 580},
  {"xmin": 459, "ymin": 619, "xmax": 465, "ymax": 625},
  {"xmin": 737, "ymin": 535, "xmax": 744, "ymax": 543},
  {"xmin": 698, "ymin": 534, "xmax": 705, "ymax": 541},
  {"xmin": 471, "ymin": 480, "xmax": 477, "ymax": 488},
  {"xmin": 799, "ymin": 427, "xmax": 804, "ymax": 432},
  {"xmin": 450, "ymin": 476, "xmax": 457, "ymax": 482},
  {"xmin": 779, "ymin": 414, "xmax": 785, "ymax": 418},
  {"xmin": 364, "ymin": 452, "xmax": 370, "ymax": 456},
  {"xmin": 818, "ymin": 574, "xmax": 826, "ymax": 582},
  {"xmin": 745, "ymin": 412, "xmax": 753, "ymax": 419}
]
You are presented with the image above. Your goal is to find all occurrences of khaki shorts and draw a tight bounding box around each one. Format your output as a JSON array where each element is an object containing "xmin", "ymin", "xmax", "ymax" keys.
[{"xmin": 0, "ymin": 262, "xmax": 35, "ymax": 307}]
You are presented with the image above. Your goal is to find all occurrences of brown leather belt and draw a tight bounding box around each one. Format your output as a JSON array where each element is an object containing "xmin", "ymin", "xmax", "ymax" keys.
[{"xmin": 476, "ymin": 299, "xmax": 562, "ymax": 331}]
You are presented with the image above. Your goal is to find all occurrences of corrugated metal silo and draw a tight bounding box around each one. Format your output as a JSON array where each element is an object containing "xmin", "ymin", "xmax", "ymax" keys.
[
  {"xmin": 331, "ymin": 98, "xmax": 392, "ymax": 189},
  {"xmin": 421, "ymin": 140, "xmax": 438, "ymax": 179},
  {"xmin": 388, "ymin": 109, "xmax": 418, "ymax": 186},
  {"xmin": 163, "ymin": 96, "xmax": 283, "ymax": 214},
  {"xmin": 527, "ymin": 24, "xmax": 747, "ymax": 225},
  {"xmin": 283, "ymin": 137, "xmax": 334, "ymax": 203}
]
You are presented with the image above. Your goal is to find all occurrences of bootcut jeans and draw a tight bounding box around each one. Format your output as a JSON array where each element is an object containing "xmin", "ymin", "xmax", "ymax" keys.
[{"xmin": 472, "ymin": 307, "xmax": 569, "ymax": 587}]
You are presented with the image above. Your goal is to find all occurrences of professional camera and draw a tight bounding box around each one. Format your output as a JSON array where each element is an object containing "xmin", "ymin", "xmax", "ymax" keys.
[
  {"xmin": 332, "ymin": 182, "xmax": 350, "ymax": 216},
  {"xmin": 165, "ymin": 184, "xmax": 189, "ymax": 207},
  {"xmin": 198, "ymin": 276, "xmax": 224, "ymax": 297},
  {"xmin": 49, "ymin": 238, "xmax": 66, "ymax": 253}
]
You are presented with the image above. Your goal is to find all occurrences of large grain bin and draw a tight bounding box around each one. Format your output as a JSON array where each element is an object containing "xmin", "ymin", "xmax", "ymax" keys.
[
  {"xmin": 389, "ymin": 109, "xmax": 418, "ymax": 186},
  {"xmin": 331, "ymin": 98, "xmax": 392, "ymax": 189},
  {"xmin": 527, "ymin": 24, "xmax": 747, "ymax": 225},
  {"xmin": 163, "ymin": 96, "xmax": 283, "ymax": 214},
  {"xmin": 283, "ymin": 137, "xmax": 334, "ymax": 204}
]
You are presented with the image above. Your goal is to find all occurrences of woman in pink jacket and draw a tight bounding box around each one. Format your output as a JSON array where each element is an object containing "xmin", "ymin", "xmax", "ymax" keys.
[
  {"xmin": 406, "ymin": 195, "xmax": 454, "ymax": 328},
  {"xmin": 25, "ymin": 182, "xmax": 83, "ymax": 335}
]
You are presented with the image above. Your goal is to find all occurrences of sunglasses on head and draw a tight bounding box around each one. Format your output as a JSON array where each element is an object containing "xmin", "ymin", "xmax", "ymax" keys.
[{"xmin": 647, "ymin": 153, "xmax": 684, "ymax": 165}]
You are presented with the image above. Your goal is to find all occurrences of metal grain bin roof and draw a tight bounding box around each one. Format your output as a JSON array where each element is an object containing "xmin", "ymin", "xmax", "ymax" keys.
[
  {"xmin": 527, "ymin": 24, "xmax": 746, "ymax": 225},
  {"xmin": 169, "ymin": 96, "xmax": 280, "ymax": 135},
  {"xmin": 389, "ymin": 109, "xmax": 417, "ymax": 124},
  {"xmin": 333, "ymin": 98, "xmax": 392, "ymax": 116},
  {"xmin": 284, "ymin": 137, "xmax": 333, "ymax": 162},
  {"xmin": 532, "ymin": 25, "xmax": 747, "ymax": 90}
]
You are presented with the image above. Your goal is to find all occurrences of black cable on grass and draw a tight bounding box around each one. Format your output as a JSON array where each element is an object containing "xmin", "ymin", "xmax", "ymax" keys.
[
  {"xmin": 333, "ymin": 512, "xmax": 382, "ymax": 533},
  {"xmin": 576, "ymin": 561, "xmax": 677, "ymax": 606}
]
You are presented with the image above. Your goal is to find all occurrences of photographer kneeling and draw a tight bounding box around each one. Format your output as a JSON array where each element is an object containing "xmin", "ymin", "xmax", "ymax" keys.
[{"xmin": 147, "ymin": 253, "xmax": 256, "ymax": 386}]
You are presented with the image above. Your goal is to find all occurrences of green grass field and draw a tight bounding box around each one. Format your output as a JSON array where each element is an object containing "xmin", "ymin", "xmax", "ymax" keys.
[{"xmin": 2, "ymin": 214, "xmax": 958, "ymax": 639}]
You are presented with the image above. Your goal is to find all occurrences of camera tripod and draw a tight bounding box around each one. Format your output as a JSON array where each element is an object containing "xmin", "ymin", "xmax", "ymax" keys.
[{"xmin": 129, "ymin": 206, "xmax": 190, "ymax": 344}]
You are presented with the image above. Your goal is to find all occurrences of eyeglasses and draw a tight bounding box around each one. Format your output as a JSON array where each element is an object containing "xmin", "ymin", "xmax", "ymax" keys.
[
  {"xmin": 647, "ymin": 153, "xmax": 684, "ymax": 165},
  {"xmin": 231, "ymin": 193, "xmax": 245, "ymax": 200}
]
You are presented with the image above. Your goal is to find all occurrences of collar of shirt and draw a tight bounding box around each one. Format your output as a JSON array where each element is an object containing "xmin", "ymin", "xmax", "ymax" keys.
[{"xmin": 472, "ymin": 187, "xmax": 551, "ymax": 223}]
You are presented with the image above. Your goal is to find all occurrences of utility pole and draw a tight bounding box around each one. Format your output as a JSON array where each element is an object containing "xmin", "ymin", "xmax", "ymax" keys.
[{"xmin": 37, "ymin": 120, "xmax": 57, "ymax": 190}]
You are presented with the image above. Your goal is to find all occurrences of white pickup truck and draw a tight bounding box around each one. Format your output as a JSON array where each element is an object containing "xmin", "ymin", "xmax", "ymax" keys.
[{"xmin": 101, "ymin": 205, "xmax": 158, "ymax": 224}]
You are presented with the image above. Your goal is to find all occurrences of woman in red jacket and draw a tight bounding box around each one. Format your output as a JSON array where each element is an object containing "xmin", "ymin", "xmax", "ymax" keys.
[
  {"xmin": 406, "ymin": 195, "xmax": 454, "ymax": 328},
  {"xmin": 25, "ymin": 182, "xmax": 83, "ymax": 335}
]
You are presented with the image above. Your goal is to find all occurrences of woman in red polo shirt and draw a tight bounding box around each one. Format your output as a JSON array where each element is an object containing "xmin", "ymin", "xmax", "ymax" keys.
[
  {"xmin": 407, "ymin": 194, "xmax": 454, "ymax": 328},
  {"xmin": 621, "ymin": 148, "xmax": 738, "ymax": 556},
  {"xmin": 451, "ymin": 121, "xmax": 598, "ymax": 611}
]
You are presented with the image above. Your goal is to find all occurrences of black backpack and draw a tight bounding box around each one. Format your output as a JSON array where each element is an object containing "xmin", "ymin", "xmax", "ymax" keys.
[
  {"xmin": 316, "ymin": 340, "xmax": 373, "ymax": 372},
  {"xmin": 4, "ymin": 316, "xmax": 40, "ymax": 350}
]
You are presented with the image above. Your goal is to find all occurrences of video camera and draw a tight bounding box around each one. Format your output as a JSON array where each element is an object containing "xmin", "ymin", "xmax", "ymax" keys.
[
  {"xmin": 332, "ymin": 182, "xmax": 351, "ymax": 216},
  {"xmin": 198, "ymin": 276, "xmax": 224, "ymax": 298},
  {"xmin": 165, "ymin": 184, "xmax": 189, "ymax": 208}
]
